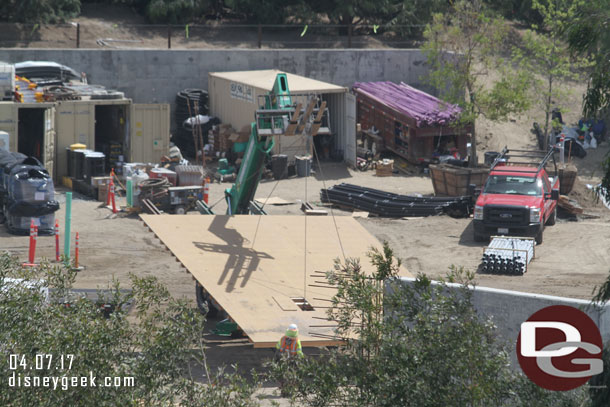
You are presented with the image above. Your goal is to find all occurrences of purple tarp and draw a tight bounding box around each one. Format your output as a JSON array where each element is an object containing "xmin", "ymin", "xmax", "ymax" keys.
[{"xmin": 353, "ymin": 81, "xmax": 462, "ymax": 127}]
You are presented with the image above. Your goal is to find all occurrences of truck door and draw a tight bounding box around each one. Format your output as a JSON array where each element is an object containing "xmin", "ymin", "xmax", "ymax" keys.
[{"xmin": 542, "ymin": 176, "xmax": 552, "ymax": 221}]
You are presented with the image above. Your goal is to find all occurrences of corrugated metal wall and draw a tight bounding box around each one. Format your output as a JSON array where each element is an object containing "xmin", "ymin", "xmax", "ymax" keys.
[
  {"xmin": 130, "ymin": 104, "xmax": 170, "ymax": 164},
  {"xmin": 209, "ymin": 74, "xmax": 263, "ymax": 132}
]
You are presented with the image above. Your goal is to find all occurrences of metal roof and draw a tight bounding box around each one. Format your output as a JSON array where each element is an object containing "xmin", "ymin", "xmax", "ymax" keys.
[{"xmin": 209, "ymin": 69, "xmax": 347, "ymax": 94}]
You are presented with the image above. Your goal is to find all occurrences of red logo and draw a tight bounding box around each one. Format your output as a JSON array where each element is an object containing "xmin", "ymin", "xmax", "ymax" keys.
[{"xmin": 517, "ymin": 305, "xmax": 603, "ymax": 391}]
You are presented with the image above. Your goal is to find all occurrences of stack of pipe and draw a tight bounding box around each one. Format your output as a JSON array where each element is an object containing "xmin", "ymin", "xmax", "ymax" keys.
[
  {"xmin": 480, "ymin": 237, "xmax": 534, "ymax": 275},
  {"xmin": 320, "ymin": 183, "xmax": 472, "ymax": 218}
]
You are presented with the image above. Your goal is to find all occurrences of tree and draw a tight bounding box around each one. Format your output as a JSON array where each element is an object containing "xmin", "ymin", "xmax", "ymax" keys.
[
  {"xmin": 512, "ymin": 0, "xmax": 589, "ymax": 150},
  {"xmin": 565, "ymin": 0, "xmax": 610, "ymax": 118},
  {"xmin": 0, "ymin": 0, "xmax": 80, "ymax": 23},
  {"xmin": 145, "ymin": 0, "xmax": 212, "ymax": 24},
  {"xmin": 306, "ymin": 0, "xmax": 397, "ymax": 27},
  {"xmin": 269, "ymin": 243, "xmax": 588, "ymax": 406},
  {"xmin": 423, "ymin": 0, "xmax": 531, "ymax": 166},
  {"xmin": 0, "ymin": 252, "xmax": 260, "ymax": 406}
]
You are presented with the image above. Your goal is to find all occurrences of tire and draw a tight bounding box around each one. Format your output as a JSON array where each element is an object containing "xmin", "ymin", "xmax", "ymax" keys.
[
  {"xmin": 474, "ymin": 232, "xmax": 487, "ymax": 242},
  {"xmin": 535, "ymin": 227, "xmax": 544, "ymax": 245},
  {"xmin": 174, "ymin": 205, "xmax": 186, "ymax": 215},
  {"xmin": 546, "ymin": 206, "xmax": 556, "ymax": 226}
]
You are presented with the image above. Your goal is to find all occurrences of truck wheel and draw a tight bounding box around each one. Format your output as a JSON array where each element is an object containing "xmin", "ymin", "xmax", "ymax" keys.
[
  {"xmin": 535, "ymin": 227, "xmax": 544, "ymax": 245},
  {"xmin": 546, "ymin": 206, "xmax": 556, "ymax": 226},
  {"xmin": 174, "ymin": 205, "xmax": 186, "ymax": 215}
]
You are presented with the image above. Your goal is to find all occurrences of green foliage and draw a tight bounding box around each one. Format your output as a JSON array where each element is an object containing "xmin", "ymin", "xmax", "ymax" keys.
[
  {"xmin": 145, "ymin": 0, "xmax": 211, "ymax": 24},
  {"xmin": 512, "ymin": 0, "xmax": 589, "ymax": 149},
  {"xmin": 388, "ymin": 0, "xmax": 447, "ymax": 38},
  {"xmin": 422, "ymin": 0, "xmax": 531, "ymax": 165},
  {"xmin": 306, "ymin": 0, "xmax": 397, "ymax": 25},
  {"xmin": 0, "ymin": 0, "xmax": 81, "ymax": 23},
  {"xmin": 0, "ymin": 252, "xmax": 259, "ymax": 406},
  {"xmin": 565, "ymin": 0, "xmax": 610, "ymax": 117},
  {"xmin": 223, "ymin": 0, "xmax": 305, "ymax": 24},
  {"xmin": 485, "ymin": 0, "xmax": 543, "ymax": 26},
  {"xmin": 269, "ymin": 244, "xmax": 589, "ymax": 406}
]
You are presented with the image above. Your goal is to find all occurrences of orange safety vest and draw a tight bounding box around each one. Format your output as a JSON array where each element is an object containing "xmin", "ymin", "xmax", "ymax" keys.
[{"xmin": 278, "ymin": 336, "xmax": 300, "ymax": 356}]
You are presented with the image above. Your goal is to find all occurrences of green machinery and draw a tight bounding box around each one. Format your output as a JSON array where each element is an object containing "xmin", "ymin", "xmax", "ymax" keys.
[
  {"xmin": 195, "ymin": 73, "xmax": 327, "ymax": 330},
  {"xmin": 197, "ymin": 73, "xmax": 326, "ymax": 216}
]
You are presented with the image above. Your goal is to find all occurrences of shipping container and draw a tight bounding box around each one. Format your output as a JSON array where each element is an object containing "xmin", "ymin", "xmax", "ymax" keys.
[
  {"xmin": 0, "ymin": 102, "xmax": 56, "ymax": 177},
  {"xmin": 208, "ymin": 70, "xmax": 355, "ymax": 165},
  {"xmin": 1, "ymin": 99, "xmax": 170, "ymax": 180}
]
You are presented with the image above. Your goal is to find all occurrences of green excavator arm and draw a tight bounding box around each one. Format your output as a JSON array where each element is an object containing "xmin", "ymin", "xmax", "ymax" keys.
[{"xmin": 224, "ymin": 73, "xmax": 292, "ymax": 215}]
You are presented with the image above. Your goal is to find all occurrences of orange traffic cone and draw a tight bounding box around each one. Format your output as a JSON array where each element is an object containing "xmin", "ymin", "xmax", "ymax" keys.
[
  {"xmin": 23, "ymin": 219, "xmax": 38, "ymax": 267},
  {"xmin": 203, "ymin": 177, "xmax": 210, "ymax": 204}
]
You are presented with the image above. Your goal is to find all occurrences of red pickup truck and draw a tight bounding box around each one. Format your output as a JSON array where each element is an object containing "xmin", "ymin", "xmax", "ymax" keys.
[{"xmin": 473, "ymin": 148, "xmax": 560, "ymax": 244}]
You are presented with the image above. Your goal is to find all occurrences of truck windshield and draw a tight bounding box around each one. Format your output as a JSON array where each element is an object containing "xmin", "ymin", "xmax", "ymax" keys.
[{"xmin": 484, "ymin": 175, "xmax": 542, "ymax": 196}]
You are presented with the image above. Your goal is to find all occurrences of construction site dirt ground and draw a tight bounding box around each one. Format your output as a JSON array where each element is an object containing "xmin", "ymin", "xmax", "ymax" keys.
[
  {"xmin": 2, "ymin": 157, "xmax": 608, "ymax": 302},
  {"xmin": 1, "ymin": 155, "xmax": 609, "ymax": 403}
]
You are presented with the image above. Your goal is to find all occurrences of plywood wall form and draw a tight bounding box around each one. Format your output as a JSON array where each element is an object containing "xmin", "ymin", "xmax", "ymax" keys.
[
  {"xmin": 140, "ymin": 214, "xmax": 412, "ymax": 347},
  {"xmin": 208, "ymin": 70, "xmax": 354, "ymax": 164}
]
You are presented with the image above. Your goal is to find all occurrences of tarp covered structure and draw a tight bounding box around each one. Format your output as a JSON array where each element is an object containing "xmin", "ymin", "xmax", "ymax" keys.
[{"xmin": 353, "ymin": 81, "xmax": 462, "ymax": 127}]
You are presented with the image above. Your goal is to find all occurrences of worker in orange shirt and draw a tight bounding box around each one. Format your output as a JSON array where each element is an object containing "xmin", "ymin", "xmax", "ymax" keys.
[{"xmin": 276, "ymin": 323, "xmax": 304, "ymax": 358}]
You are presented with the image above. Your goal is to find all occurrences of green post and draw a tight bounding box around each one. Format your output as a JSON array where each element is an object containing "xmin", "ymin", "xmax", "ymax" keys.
[
  {"xmin": 63, "ymin": 192, "xmax": 72, "ymax": 259},
  {"xmin": 126, "ymin": 179, "xmax": 133, "ymax": 207}
]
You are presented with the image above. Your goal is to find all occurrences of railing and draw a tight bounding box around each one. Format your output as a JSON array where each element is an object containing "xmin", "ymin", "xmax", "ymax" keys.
[{"xmin": 0, "ymin": 23, "xmax": 425, "ymax": 49}]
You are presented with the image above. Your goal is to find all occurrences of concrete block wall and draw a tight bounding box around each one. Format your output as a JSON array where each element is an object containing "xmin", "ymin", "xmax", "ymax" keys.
[
  {"xmin": 395, "ymin": 277, "xmax": 610, "ymax": 367},
  {"xmin": 0, "ymin": 49, "xmax": 432, "ymax": 106}
]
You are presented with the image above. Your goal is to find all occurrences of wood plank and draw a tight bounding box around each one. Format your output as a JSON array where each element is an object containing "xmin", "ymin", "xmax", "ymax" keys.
[{"xmin": 140, "ymin": 215, "xmax": 411, "ymax": 347}]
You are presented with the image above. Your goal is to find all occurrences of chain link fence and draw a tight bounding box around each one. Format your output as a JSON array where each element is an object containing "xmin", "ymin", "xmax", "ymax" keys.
[{"xmin": 0, "ymin": 23, "xmax": 424, "ymax": 49}]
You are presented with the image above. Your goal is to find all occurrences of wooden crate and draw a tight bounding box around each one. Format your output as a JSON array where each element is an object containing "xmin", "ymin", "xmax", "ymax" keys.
[
  {"xmin": 376, "ymin": 160, "xmax": 394, "ymax": 177},
  {"xmin": 429, "ymin": 164, "xmax": 489, "ymax": 196},
  {"xmin": 558, "ymin": 164, "xmax": 577, "ymax": 195}
]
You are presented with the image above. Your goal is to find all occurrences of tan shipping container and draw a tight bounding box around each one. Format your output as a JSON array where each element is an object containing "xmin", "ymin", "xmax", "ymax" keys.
[
  {"xmin": 208, "ymin": 69, "xmax": 348, "ymax": 163},
  {"xmin": 0, "ymin": 102, "xmax": 56, "ymax": 177}
]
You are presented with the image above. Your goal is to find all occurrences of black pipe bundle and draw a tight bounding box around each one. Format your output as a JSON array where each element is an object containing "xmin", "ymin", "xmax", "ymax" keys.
[{"xmin": 320, "ymin": 183, "xmax": 472, "ymax": 218}]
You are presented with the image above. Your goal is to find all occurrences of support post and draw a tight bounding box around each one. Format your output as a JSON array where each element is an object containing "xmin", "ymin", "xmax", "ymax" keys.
[
  {"xmin": 257, "ymin": 24, "xmax": 262, "ymax": 49},
  {"xmin": 64, "ymin": 192, "xmax": 72, "ymax": 259},
  {"xmin": 76, "ymin": 23, "xmax": 80, "ymax": 48},
  {"xmin": 348, "ymin": 22, "xmax": 352, "ymax": 48},
  {"xmin": 167, "ymin": 24, "xmax": 171, "ymax": 49}
]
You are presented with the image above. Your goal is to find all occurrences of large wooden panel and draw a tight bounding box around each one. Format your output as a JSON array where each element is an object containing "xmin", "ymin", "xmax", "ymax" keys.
[{"xmin": 140, "ymin": 215, "xmax": 411, "ymax": 347}]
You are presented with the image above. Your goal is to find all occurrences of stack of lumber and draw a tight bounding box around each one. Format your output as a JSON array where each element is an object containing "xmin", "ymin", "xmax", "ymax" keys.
[{"xmin": 558, "ymin": 195, "xmax": 583, "ymax": 214}]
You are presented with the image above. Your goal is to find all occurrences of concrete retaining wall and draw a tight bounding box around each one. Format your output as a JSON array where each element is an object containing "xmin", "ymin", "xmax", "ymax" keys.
[
  {"xmin": 396, "ymin": 277, "xmax": 610, "ymax": 367},
  {"xmin": 0, "ymin": 49, "xmax": 431, "ymax": 105}
]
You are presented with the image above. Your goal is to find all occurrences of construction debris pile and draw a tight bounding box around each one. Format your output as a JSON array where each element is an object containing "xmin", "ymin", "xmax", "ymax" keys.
[
  {"xmin": 320, "ymin": 183, "xmax": 472, "ymax": 218},
  {"xmin": 479, "ymin": 237, "xmax": 535, "ymax": 275},
  {"xmin": 0, "ymin": 151, "xmax": 59, "ymax": 235}
]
